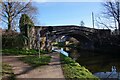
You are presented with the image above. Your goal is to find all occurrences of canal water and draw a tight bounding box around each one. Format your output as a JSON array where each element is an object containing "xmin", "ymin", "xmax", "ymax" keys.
[{"xmin": 64, "ymin": 47, "xmax": 120, "ymax": 74}]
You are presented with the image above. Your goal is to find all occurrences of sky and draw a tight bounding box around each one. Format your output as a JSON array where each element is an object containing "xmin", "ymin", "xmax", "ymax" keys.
[
  {"xmin": 0, "ymin": 1, "xmax": 104, "ymax": 30},
  {"xmin": 34, "ymin": 2, "xmax": 103, "ymax": 28}
]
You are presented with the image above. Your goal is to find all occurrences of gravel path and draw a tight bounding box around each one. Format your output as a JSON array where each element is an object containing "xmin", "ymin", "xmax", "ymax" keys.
[{"xmin": 2, "ymin": 52, "xmax": 65, "ymax": 79}]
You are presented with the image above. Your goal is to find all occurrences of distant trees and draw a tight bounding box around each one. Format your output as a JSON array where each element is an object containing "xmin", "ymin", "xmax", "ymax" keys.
[
  {"xmin": 0, "ymin": 1, "xmax": 37, "ymax": 31},
  {"xmin": 80, "ymin": 21, "xmax": 85, "ymax": 27}
]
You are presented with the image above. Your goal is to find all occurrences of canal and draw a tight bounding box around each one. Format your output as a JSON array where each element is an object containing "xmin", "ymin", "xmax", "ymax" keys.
[{"xmin": 64, "ymin": 47, "xmax": 120, "ymax": 74}]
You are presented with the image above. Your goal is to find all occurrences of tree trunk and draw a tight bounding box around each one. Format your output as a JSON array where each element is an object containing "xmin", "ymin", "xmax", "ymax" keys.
[
  {"xmin": 7, "ymin": 2, "xmax": 13, "ymax": 31},
  {"xmin": 117, "ymin": 2, "xmax": 120, "ymax": 35},
  {"xmin": 8, "ymin": 16, "xmax": 12, "ymax": 31},
  {"xmin": 118, "ymin": 22, "xmax": 120, "ymax": 35}
]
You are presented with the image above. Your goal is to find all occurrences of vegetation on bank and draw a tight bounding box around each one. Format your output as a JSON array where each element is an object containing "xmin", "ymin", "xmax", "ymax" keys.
[
  {"xmin": 1, "ymin": 63, "xmax": 13, "ymax": 77},
  {"xmin": 2, "ymin": 49, "xmax": 49, "ymax": 55},
  {"xmin": 19, "ymin": 55, "xmax": 51, "ymax": 67},
  {"xmin": 60, "ymin": 54, "xmax": 99, "ymax": 79}
]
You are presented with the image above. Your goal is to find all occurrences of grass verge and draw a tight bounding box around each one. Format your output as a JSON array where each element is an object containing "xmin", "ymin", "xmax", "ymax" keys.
[
  {"xmin": 19, "ymin": 55, "xmax": 51, "ymax": 67},
  {"xmin": 2, "ymin": 63, "xmax": 13, "ymax": 76},
  {"xmin": 1, "ymin": 63, "xmax": 16, "ymax": 80},
  {"xmin": 60, "ymin": 54, "xmax": 99, "ymax": 79},
  {"xmin": 2, "ymin": 49, "xmax": 49, "ymax": 55}
]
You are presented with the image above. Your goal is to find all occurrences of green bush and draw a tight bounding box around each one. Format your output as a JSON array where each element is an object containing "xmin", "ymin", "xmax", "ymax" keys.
[
  {"xmin": 2, "ymin": 34, "xmax": 25, "ymax": 49},
  {"xmin": 61, "ymin": 54, "xmax": 76, "ymax": 64},
  {"xmin": 60, "ymin": 54, "xmax": 99, "ymax": 79}
]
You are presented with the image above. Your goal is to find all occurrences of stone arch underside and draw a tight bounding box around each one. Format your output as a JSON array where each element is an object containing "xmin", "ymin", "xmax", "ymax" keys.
[{"xmin": 54, "ymin": 32, "xmax": 94, "ymax": 49}]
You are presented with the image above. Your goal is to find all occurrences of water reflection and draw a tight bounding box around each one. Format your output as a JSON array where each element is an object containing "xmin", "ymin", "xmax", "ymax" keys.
[{"xmin": 64, "ymin": 47, "xmax": 120, "ymax": 73}]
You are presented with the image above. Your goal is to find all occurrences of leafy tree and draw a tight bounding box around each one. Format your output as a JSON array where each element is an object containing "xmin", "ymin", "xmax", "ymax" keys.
[
  {"xmin": 2, "ymin": 32, "xmax": 25, "ymax": 49},
  {"xmin": 19, "ymin": 14, "xmax": 34, "ymax": 49},
  {"xmin": 19, "ymin": 14, "xmax": 34, "ymax": 36}
]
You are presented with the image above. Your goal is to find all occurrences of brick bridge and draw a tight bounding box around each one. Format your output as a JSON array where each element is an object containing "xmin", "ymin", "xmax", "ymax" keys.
[
  {"xmin": 52, "ymin": 25, "xmax": 95, "ymax": 41},
  {"xmin": 45, "ymin": 25, "xmax": 111, "ymax": 49},
  {"xmin": 34, "ymin": 25, "xmax": 111, "ymax": 50}
]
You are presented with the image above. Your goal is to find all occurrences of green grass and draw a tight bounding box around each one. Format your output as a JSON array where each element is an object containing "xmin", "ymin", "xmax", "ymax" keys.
[
  {"xmin": 1, "ymin": 63, "xmax": 16, "ymax": 80},
  {"xmin": 1, "ymin": 63, "xmax": 13, "ymax": 76},
  {"xmin": 2, "ymin": 49, "xmax": 49, "ymax": 55},
  {"xmin": 20, "ymin": 55, "xmax": 51, "ymax": 67},
  {"xmin": 60, "ymin": 54, "xmax": 99, "ymax": 79}
]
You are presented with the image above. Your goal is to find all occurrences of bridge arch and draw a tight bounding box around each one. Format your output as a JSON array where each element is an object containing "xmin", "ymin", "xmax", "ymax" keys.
[{"xmin": 54, "ymin": 32, "xmax": 94, "ymax": 49}]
